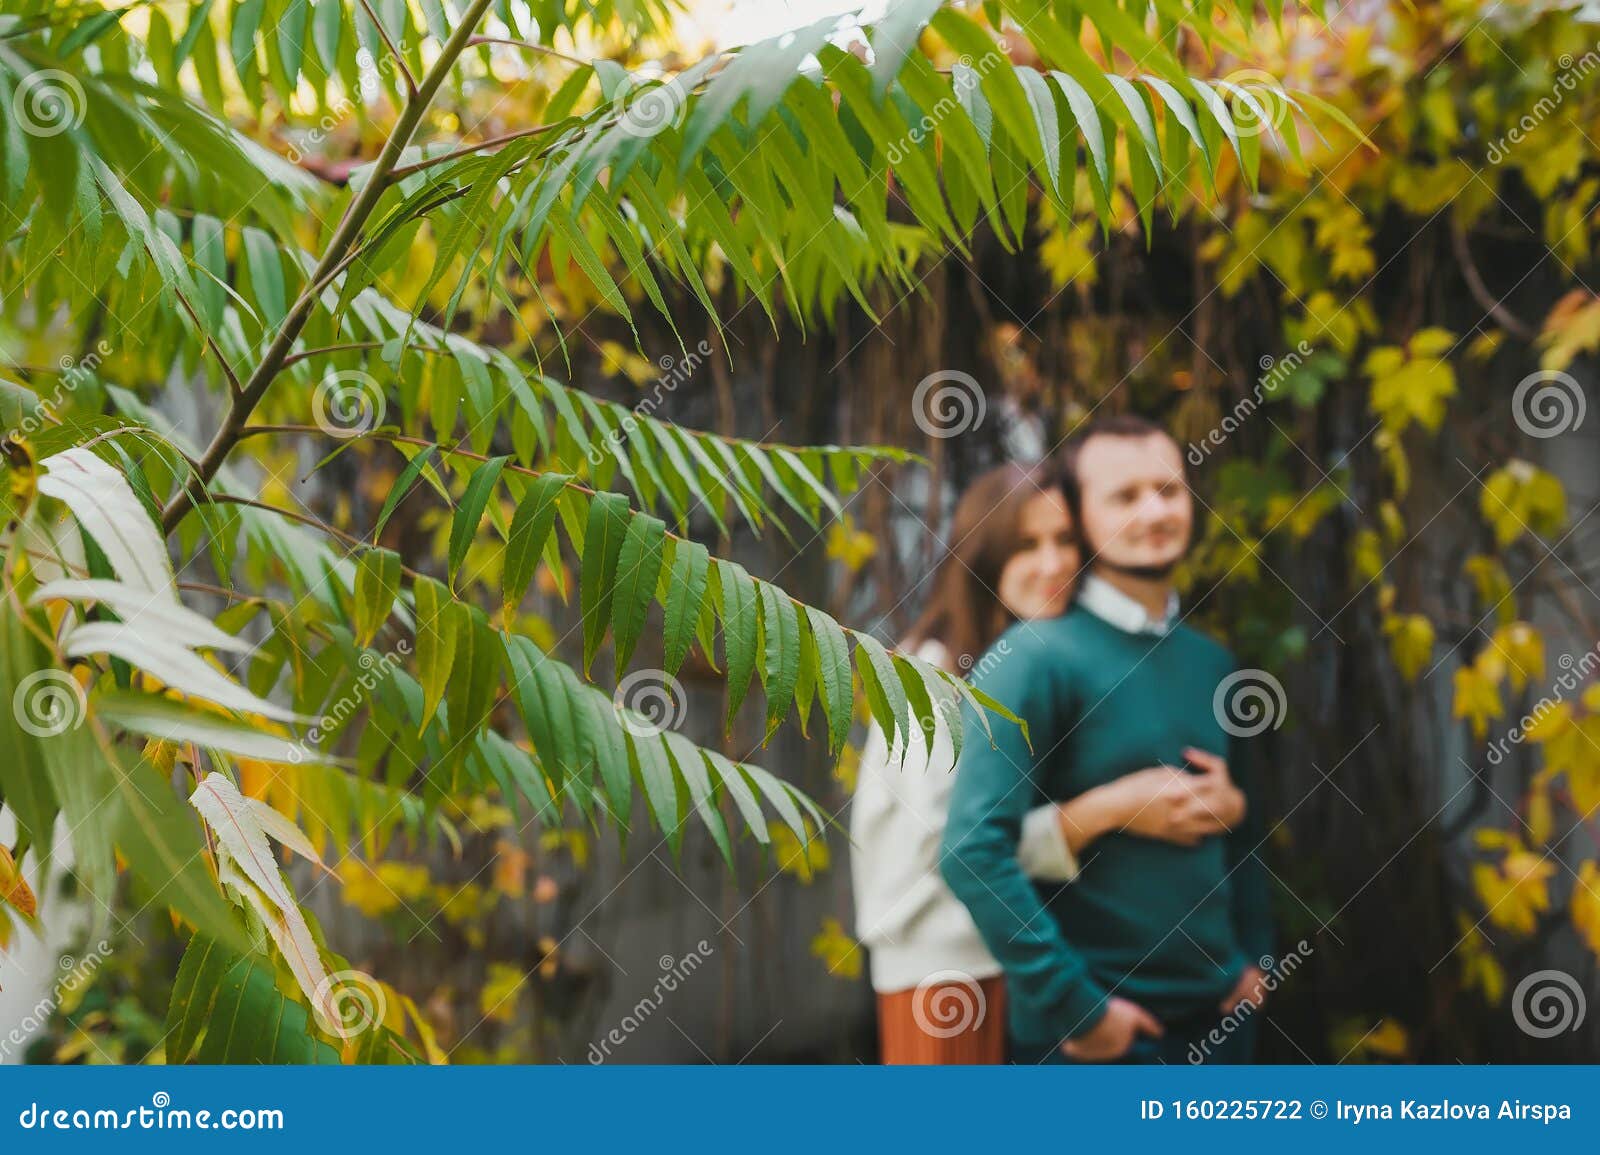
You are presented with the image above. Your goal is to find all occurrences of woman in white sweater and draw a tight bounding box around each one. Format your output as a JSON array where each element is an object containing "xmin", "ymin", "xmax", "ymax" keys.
[{"xmin": 851, "ymin": 463, "xmax": 1245, "ymax": 1063}]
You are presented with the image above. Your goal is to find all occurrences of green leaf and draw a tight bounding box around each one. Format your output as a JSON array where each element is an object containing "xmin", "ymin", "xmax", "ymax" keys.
[
  {"xmin": 853, "ymin": 632, "xmax": 909, "ymax": 749},
  {"xmin": 242, "ymin": 226, "xmax": 287, "ymax": 329},
  {"xmin": 803, "ymin": 606, "xmax": 852, "ymax": 756},
  {"xmin": 579, "ymin": 491, "xmax": 629, "ymax": 676},
  {"xmin": 756, "ymin": 581, "xmax": 800, "ymax": 741},
  {"xmin": 662, "ymin": 538, "xmax": 711, "ymax": 677},
  {"xmin": 629, "ymin": 728, "xmax": 680, "ymax": 841},
  {"xmin": 664, "ymin": 732, "xmax": 732, "ymax": 868},
  {"xmin": 870, "ymin": 0, "xmax": 946, "ymax": 97},
  {"xmin": 715, "ymin": 560, "xmax": 758, "ymax": 732},
  {"xmin": 373, "ymin": 445, "xmax": 437, "ymax": 542},
  {"xmin": 167, "ymin": 934, "xmax": 232, "ymax": 1063},
  {"xmin": 448, "ymin": 455, "xmax": 509, "ymax": 586},
  {"xmin": 611, "ymin": 512, "xmax": 667, "ymax": 675},
  {"xmin": 353, "ymin": 547, "xmax": 401, "ymax": 648},
  {"xmin": 502, "ymin": 472, "xmax": 569, "ymax": 614},
  {"xmin": 413, "ymin": 575, "xmax": 459, "ymax": 733}
]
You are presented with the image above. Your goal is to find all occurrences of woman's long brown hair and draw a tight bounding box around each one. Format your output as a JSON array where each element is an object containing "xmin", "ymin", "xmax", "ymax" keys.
[{"xmin": 903, "ymin": 461, "xmax": 1076, "ymax": 673}]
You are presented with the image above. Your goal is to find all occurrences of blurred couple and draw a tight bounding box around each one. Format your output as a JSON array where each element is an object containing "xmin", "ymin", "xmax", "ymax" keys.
[{"xmin": 850, "ymin": 415, "xmax": 1273, "ymax": 1065}]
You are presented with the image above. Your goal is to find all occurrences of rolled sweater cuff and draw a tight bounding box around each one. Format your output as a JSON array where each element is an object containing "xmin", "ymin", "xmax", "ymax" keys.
[{"xmin": 1045, "ymin": 976, "xmax": 1113, "ymax": 1044}]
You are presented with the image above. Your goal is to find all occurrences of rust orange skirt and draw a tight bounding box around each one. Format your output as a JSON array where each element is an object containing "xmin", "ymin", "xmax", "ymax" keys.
[{"xmin": 876, "ymin": 974, "xmax": 1007, "ymax": 1064}]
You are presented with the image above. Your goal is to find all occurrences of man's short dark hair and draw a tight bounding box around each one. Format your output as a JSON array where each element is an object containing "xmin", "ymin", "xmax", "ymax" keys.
[{"xmin": 1053, "ymin": 414, "xmax": 1175, "ymax": 523}]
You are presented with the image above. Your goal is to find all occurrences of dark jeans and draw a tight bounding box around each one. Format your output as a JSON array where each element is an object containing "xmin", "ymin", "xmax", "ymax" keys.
[{"xmin": 1015, "ymin": 1007, "xmax": 1260, "ymax": 1065}]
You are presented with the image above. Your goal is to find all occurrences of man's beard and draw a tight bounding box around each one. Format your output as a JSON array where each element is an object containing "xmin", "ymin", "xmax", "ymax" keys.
[{"xmin": 1093, "ymin": 556, "xmax": 1180, "ymax": 581}]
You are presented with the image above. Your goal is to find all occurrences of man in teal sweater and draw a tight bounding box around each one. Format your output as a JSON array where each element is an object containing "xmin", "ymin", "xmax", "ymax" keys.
[{"xmin": 941, "ymin": 416, "xmax": 1274, "ymax": 1063}]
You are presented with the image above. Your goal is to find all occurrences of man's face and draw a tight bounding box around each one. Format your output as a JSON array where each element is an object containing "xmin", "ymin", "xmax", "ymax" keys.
[{"xmin": 1075, "ymin": 432, "xmax": 1193, "ymax": 575}]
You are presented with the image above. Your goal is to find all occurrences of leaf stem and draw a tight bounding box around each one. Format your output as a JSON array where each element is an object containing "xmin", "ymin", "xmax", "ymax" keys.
[{"xmin": 159, "ymin": 0, "xmax": 498, "ymax": 535}]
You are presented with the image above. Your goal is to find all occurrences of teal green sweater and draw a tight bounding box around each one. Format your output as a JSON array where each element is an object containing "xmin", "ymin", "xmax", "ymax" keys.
[{"xmin": 939, "ymin": 606, "xmax": 1273, "ymax": 1050}]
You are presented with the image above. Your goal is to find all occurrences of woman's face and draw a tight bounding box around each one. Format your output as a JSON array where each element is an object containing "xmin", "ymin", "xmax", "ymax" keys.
[{"xmin": 996, "ymin": 489, "xmax": 1080, "ymax": 622}]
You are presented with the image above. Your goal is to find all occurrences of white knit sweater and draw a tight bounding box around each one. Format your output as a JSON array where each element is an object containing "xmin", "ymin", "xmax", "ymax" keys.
[{"xmin": 849, "ymin": 640, "xmax": 1079, "ymax": 994}]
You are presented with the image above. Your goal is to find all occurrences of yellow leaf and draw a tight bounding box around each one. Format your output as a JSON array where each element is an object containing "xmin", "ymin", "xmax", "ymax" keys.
[
  {"xmin": 0, "ymin": 844, "xmax": 37, "ymax": 920},
  {"xmin": 480, "ymin": 962, "xmax": 526, "ymax": 1024},
  {"xmin": 1537, "ymin": 289, "xmax": 1600, "ymax": 372},
  {"xmin": 1573, "ymin": 861, "xmax": 1600, "ymax": 956},
  {"xmin": 1365, "ymin": 329, "xmax": 1458, "ymax": 434},
  {"xmin": 1527, "ymin": 785, "xmax": 1554, "ymax": 846},
  {"xmin": 772, "ymin": 821, "xmax": 830, "ymax": 883},
  {"xmin": 825, "ymin": 516, "xmax": 877, "ymax": 573},
  {"xmin": 1491, "ymin": 623, "xmax": 1544, "ymax": 693},
  {"xmin": 1474, "ymin": 850, "xmax": 1555, "ymax": 935},
  {"xmin": 833, "ymin": 742, "xmax": 861, "ymax": 794},
  {"xmin": 1480, "ymin": 461, "xmax": 1566, "ymax": 548},
  {"xmin": 1453, "ymin": 664, "xmax": 1503, "ymax": 739},
  {"xmin": 1456, "ymin": 915, "xmax": 1505, "ymax": 1004},
  {"xmin": 1384, "ymin": 613, "xmax": 1434, "ymax": 682},
  {"xmin": 809, "ymin": 916, "xmax": 862, "ymax": 980}
]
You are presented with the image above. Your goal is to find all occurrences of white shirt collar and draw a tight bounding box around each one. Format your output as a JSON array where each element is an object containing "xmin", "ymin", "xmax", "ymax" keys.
[{"xmin": 1076, "ymin": 573, "xmax": 1179, "ymax": 636}]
